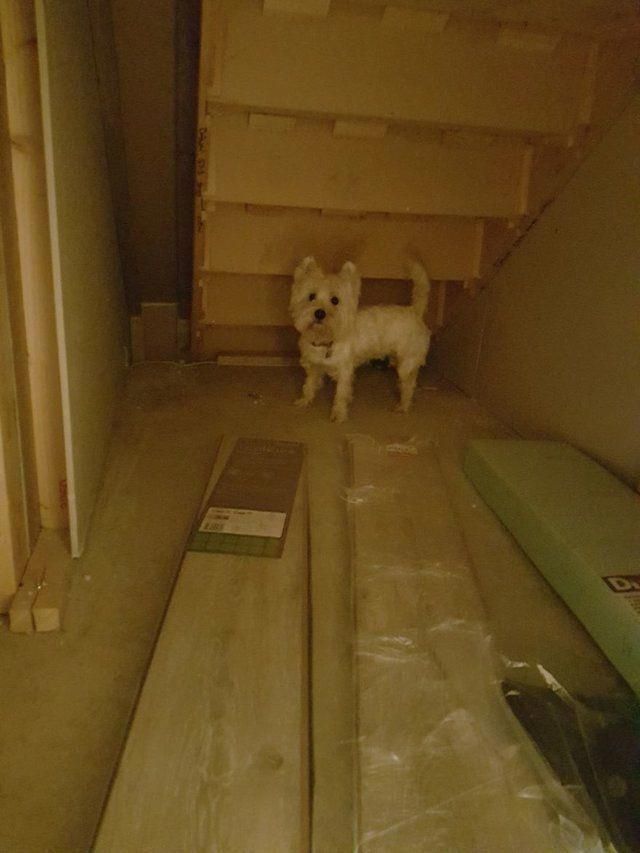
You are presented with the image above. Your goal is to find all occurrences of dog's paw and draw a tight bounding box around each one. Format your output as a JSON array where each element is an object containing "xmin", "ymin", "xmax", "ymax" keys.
[
  {"xmin": 294, "ymin": 397, "xmax": 310, "ymax": 408},
  {"xmin": 394, "ymin": 402, "xmax": 410, "ymax": 414},
  {"xmin": 330, "ymin": 407, "xmax": 347, "ymax": 423}
]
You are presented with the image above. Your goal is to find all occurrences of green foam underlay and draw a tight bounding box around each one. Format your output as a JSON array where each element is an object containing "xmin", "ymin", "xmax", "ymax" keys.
[{"xmin": 464, "ymin": 440, "xmax": 640, "ymax": 698}]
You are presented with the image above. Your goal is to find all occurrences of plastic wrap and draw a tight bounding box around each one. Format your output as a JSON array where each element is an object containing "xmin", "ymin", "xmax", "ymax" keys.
[{"xmin": 346, "ymin": 435, "xmax": 627, "ymax": 852}]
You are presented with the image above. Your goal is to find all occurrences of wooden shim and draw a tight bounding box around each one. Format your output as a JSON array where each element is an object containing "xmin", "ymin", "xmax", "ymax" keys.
[
  {"xmin": 208, "ymin": 115, "xmax": 526, "ymax": 217},
  {"xmin": 95, "ymin": 437, "xmax": 309, "ymax": 851},
  {"xmin": 346, "ymin": 436, "xmax": 567, "ymax": 850},
  {"xmin": 209, "ymin": 1, "xmax": 589, "ymax": 135},
  {"xmin": 248, "ymin": 112, "xmax": 297, "ymax": 132},
  {"xmin": 202, "ymin": 204, "xmax": 479, "ymax": 280},
  {"xmin": 32, "ymin": 529, "xmax": 72, "ymax": 632},
  {"xmin": 263, "ymin": 0, "xmax": 330, "ymax": 17},
  {"xmin": 9, "ymin": 534, "xmax": 48, "ymax": 633}
]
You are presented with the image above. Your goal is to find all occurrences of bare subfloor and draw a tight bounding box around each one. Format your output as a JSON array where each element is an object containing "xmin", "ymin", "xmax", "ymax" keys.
[{"xmin": 0, "ymin": 364, "xmax": 627, "ymax": 853}]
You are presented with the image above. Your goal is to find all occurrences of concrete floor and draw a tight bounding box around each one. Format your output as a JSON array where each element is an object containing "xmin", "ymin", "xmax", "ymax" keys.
[{"xmin": 0, "ymin": 363, "xmax": 628, "ymax": 853}]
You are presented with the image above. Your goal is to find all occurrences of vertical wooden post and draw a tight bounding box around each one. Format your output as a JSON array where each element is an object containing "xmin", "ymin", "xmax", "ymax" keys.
[
  {"xmin": 190, "ymin": 0, "xmax": 220, "ymax": 359},
  {"xmin": 0, "ymin": 33, "xmax": 34, "ymax": 609},
  {"xmin": 0, "ymin": 0, "xmax": 67, "ymax": 530},
  {"xmin": 175, "ymin": 0, "xmax": 201, "ymax": 327}
]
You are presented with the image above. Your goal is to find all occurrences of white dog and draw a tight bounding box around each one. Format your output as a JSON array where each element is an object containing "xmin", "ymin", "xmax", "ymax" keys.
[{"xmin": 290, "ymin": 257, "xmax": 431, "ymax": 422}]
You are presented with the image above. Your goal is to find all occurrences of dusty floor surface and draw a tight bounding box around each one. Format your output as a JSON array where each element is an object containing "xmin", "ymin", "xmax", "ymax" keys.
[{"xmin": 0, "ymin": 363, "xmax": 628, "ymax": 853}]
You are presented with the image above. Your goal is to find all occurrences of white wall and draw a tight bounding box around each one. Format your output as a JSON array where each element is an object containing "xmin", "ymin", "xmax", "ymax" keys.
[{"xmin": 441, "ymin": 92, "xmax": 640, "ymax": 486}]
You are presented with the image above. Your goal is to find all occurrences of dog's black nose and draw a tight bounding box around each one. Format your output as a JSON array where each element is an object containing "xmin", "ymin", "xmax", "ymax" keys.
[{"xmin": 314, "ymin": 309, "xmax": 326, "ymax": 321}]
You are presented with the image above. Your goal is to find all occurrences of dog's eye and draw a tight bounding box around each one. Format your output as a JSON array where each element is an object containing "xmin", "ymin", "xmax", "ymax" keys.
[
  {"xmin": 308, "ymin": 293, "xmax": 316, "ymax": 301},
  {"xmin": 331, "ymin": 296, "xmax": 340, "ymax": 305}
]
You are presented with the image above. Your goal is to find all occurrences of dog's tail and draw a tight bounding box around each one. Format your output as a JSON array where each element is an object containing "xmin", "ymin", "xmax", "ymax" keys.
[{"xmin": 409, "ymin": 261, "xmax": 430, "ymax": 318}]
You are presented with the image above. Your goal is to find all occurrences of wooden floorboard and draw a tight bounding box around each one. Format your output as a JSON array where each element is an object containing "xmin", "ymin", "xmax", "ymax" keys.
[
  {"xmin": 347, "ymin": 435, "xmax": 585, "ymax": 851},
  {"xmin": 95, "ymin": 437, "xmax": 310, "ymax": 852}
]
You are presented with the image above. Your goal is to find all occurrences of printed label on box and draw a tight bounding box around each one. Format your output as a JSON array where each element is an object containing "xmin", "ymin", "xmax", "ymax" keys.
[
  {"xmin": 189, "ymin": 438, "xmax": 305, "ymax": 558},
  {"xmin": 200, "ymin": 507, "xmax": 287, "ymax": 538},
  {"xmin": 603, "ymin": 575, "xmax": 640, "ymax": 617}
]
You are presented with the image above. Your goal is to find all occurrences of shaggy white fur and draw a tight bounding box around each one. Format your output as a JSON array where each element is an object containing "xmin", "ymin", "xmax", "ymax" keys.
[{"xmin": 290, "ymin": 257, "xmax": 432, "ymax": 422}]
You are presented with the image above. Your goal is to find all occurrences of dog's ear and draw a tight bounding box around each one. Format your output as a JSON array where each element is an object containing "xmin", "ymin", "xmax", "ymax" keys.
[
  {"xmin": 294, "ymin": 256, "xmax": 320, "ymax": 284},
  {"xmin": 340, "ymin": 261, "xmax": 361, "ymax": 304}
]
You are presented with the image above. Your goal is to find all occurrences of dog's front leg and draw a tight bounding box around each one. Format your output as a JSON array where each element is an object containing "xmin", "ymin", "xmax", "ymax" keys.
[
  {"xmin": 295, "ymin": 365, "xmax": 324, "ymax": 408},
  {"xmin": 331, "ymin": 368, "xmax": 353, "ymax": 423}
]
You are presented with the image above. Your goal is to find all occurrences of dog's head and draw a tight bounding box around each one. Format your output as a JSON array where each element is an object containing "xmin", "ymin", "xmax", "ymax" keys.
[{"xmin": 289, "ymin": 257, "xmax": 361, "ymax": 344}]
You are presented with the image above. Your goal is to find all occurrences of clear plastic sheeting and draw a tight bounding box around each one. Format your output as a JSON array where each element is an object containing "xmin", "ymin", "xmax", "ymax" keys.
[
  {"xmin": 346, "ymin": 435, "xmax": 611, "ymax": 852},
  {"xmin": 502, "ymin": 662, "xmax": 640, "ymax": 853}
]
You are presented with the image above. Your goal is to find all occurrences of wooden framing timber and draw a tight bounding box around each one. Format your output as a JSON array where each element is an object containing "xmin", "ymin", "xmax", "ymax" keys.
[
  {"xmin": 190, "ymin": 0, "xmax": 635, "ymax": 360},
  {"xmin": 207, "ymin": 113, "xmax": 528, "ymax": 219},
  {"xmin": 32, "ymin": 528, "xmax": 72, "ymax": 631},
  {"xmin": 0, "ymin": 23, "xmax": 36, "ymax": 611},
  {"xmin": 0, "ymin": 0, "xmax": 67, "ymax": 533},
  {"xmin": 202, "ymin": 204, "xmax": 480, "ymax": 281},
  {"xmin": 9, "ymin": 528, "xmax": 72, "ymax": 632},
  {"xmin": 200, "ymin": 272, "xmax": 454, "ymax": 331},
  {"xmin": 207, "ymin": 0, "xmax": 591, "ymax": 136}
]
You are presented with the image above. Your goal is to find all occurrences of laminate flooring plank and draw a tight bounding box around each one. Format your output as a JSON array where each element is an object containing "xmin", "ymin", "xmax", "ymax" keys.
[
  {"xmin": 347, "ymin": 435, "xmax": 599, "ymax": 851},
  {"xmin": 95, "ymin": 437, "xmax": 309, "ymax": 852}
]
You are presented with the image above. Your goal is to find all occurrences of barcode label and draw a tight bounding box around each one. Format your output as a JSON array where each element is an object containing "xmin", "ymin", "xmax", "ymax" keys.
[
  {"xmin": 199, "ymin": 507, "xmax": 287, "ymax": 538},
  {"xmin": 204, "ymin": 522, "xmax": 226, "ymax": 533}
]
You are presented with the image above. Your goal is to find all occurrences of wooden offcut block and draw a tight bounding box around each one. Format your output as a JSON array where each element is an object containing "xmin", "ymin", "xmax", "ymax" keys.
[
  {"xmin": 9, "ymin": 534, "xmax": 47, "ymax": 633},
  {"xmin": 95, "ymin": 437, "xmax": 309, "ymax": 851},
  {"xmin": 32, "ymin": 529, "xmax": 72, "ymax": 632}
]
